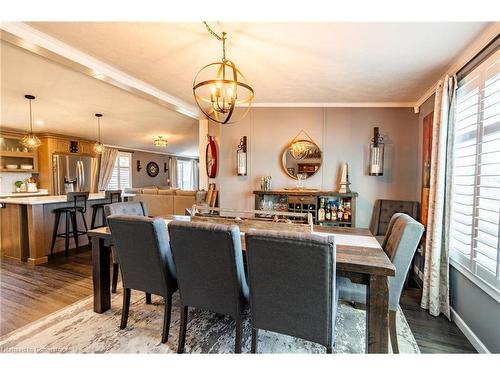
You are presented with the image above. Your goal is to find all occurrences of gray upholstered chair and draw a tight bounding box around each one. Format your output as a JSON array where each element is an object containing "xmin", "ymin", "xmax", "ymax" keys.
[
  {"xmin": 107, "ymin": 215, "xmax": 178, "ymax": 343},
  {"xmin": 338, "ymin": 213, "xmax": 424, "ymax": 353},
  {"xmin": 104, "ymin": 201, "xmax": 148, "ymax": 295},
  {"xmin": 245, "ymin": 230, "xmax": 338, "ymax": 353},
  {"xmin": 167, "ymin": 220, "xmax": 249, "ymax": 353},
  {"xmin": 370, "ymin": 199, "xmax": 420, "ymax": 243}
]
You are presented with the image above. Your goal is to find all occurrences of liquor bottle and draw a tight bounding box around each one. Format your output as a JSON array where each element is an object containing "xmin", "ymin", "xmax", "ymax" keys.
[
  {"xmin": 331, "ymin": 204, "xmax": 337, "ymax": 222},
  {"xmin": 325, "ymin": 202, "xmax": 331, "ymax": 221},
  {"xmin": 318, "ymin": 198, "xmax": 325, "ymax": 222},
  {"xmin": 337, "ymin": 203, "xmax": 343, "ymax": 222}
]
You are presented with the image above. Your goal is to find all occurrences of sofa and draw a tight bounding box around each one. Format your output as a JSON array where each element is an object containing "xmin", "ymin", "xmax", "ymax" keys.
[{"xmin": 123, "ymin": 186, "xmax": 197, "ymax": 217}]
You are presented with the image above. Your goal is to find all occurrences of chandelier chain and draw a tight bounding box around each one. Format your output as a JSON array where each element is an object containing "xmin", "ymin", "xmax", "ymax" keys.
[
  {"xmin": 203, "ymin": 21, "xmax": 226, "ymax": 60},
  {"xmin": 29, "ymin": 98, "xmax": 33, "ymax": 133}
]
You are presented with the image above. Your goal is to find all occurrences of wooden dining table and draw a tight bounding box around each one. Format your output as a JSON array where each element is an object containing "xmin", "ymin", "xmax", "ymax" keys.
[{"xmin": 87, "ymin": 215, "xmax": 395, "ymax": 353}]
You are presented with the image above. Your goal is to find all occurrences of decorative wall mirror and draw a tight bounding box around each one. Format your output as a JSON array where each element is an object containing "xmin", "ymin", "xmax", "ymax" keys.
[{"xmin": 281, "ymin": 130, "xmax": 322, "ymax": 180}]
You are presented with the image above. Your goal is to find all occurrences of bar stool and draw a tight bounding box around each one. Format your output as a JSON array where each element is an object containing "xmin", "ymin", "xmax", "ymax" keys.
[
  {"xmin": 90, "ymin": 190, "xmax": 122, "ymax": 229},
  {"xmin": 50, "ymin": 192, "xmax": 89, "ymax": 256}
]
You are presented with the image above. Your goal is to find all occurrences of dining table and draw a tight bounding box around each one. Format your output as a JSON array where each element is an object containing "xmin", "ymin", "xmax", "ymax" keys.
[{"xmin": 87, "ymin": 214, "xmax": 395, "ymax": 353}]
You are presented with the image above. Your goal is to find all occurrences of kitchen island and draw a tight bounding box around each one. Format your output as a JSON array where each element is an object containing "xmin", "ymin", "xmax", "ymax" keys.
[{"xmin": 0, "ymin": 192, "xmax": 134, "ymax": 265}]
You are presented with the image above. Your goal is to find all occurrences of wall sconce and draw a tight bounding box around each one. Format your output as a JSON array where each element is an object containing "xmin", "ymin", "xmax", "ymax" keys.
[
  {"xmin": 369, "ymin": 127, "xmax": 384, "ymax": 176},
  {"xmin": 164, "ymin": 162, "xmax": 168, "ymax": 173},
  {"xmin": 237, "ymin": 136, "xmax": 247, "ymax": 176},
  {"xmin": 137, "ymin": 160, "xmax": 142, "ymax": 172}
]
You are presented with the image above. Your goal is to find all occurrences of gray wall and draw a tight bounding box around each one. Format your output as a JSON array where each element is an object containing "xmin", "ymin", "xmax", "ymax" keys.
[
  {"xmin": 450, "ymin": 267, "xmax": 500, "ymax": 352},
  {"xmin": 131, "ymin": 151, "xmax": 170, "ymax": 188},
  {"xmin": 209, "ymin": 106, "xmax": 420, "ymax": 228}
]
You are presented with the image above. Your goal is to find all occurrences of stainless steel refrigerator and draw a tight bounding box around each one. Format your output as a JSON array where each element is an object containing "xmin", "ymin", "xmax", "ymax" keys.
[{"xmin": 52, "ymin": 154, "xmax": 99, "ymax": 195}]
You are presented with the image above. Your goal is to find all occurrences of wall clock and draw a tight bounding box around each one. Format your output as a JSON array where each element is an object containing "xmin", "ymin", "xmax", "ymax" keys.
[
  {"xmin": 206, "ymin": 136, "xmax": 218, "ymax": 178},
  {"xmin": 146, "ymin": 161, "xmax": 159, "ymax": 177}
]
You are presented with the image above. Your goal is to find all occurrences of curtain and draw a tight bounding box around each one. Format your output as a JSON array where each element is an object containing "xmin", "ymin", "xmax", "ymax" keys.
[
  {"xmin": 97, "ymin": 147, "xmax": 118, "ymax": 191},
  {"xmin": 192, "ymin": 159, "xmax": 199, "ymax": 191},
  {"xmin": 169, "ymin": 156, "xmax": 178, "ymax": 188},
  {"xmin": 420, "ymin": 75, "xmax": 457, "ymax": 319}
]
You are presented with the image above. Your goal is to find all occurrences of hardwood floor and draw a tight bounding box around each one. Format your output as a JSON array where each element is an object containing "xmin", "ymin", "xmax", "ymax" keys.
[{"xmin": 0, "ymin": 249, "xmax": 476, "ymax": 353}]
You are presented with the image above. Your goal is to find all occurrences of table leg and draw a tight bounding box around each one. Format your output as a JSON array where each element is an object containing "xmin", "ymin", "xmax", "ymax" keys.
[
  {"xmin": 366, "ymin": 274, "xmax": 389, "ymax": 353},
  {"xmin": 92, "ymin": 236, "xmax": 111, "ymax": 313}
]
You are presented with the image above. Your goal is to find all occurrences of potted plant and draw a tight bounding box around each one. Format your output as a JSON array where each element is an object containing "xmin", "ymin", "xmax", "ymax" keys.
[{"xmin": 14, "ymin": 180, "xmax": 23, "ymax": 193}]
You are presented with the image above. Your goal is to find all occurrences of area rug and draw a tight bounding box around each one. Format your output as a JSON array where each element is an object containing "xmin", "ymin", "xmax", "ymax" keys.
[{"xmin": 0, "ymin": 290, "xmax": 419, "ymax": 354}]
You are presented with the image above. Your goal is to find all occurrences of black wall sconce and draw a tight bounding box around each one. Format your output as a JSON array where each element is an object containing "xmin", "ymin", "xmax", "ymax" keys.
[
  {"xmin": 237, "ymin": 136, "xmax": 247, "ymax": 176},
  {"xmin": 369, "ymin": 127, "xmax": 384, "ymax": 176},
  {"xmin": 164, "ymin": 162, "xmax": 168, "ymax": 173},
  {"xmin": 137, "ymin": 160, "xmax": 142, "ymax": 172}
]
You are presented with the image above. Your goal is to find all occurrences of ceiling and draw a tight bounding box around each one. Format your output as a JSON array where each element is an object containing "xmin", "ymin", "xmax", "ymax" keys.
[
  {"xmin": 0, "ymin": 41, "xmax": 199, "ymax": 157},
  {"xmin": 27, "ymin": 22, "xmax": 490, "ymax": 104}
]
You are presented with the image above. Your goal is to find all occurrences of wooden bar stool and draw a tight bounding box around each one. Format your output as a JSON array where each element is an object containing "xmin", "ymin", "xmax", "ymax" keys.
[
  {"xmin": 90, "ymin": 190, "xmax": 122, "ymax": 229},
  {"xmin": 50, "ymin": 192, "xmax": 89, "ymax": 256}
]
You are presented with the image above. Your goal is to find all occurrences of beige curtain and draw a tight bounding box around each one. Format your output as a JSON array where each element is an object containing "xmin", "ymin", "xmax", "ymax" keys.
[
  {"xmin": 169, "ymin": 156, "xmax": 178, "ymax": 188},
  {"xmin": 98, "ymin": 147, "xmax": 118, "ymax": 191},
  {"xmin": 420, "ymin": 75, "xmax": 457, "ymax": 319},
  {"xmin": 192, "ymin": 159, "xmax": 199, "ymax": 190}
]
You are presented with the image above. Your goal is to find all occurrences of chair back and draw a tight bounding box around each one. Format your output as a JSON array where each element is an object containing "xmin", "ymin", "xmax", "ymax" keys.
[
  {"xmin": 167, "ymin": 220, "xmax": 248, "ymax": 318},
  {"xmin": 67, "ymin": 191, "xmax": 89, "ymax": 212},
  {"xmin": 105, "ymin": 189, "xmax": 122, "ymax": 204},
  {"xmin": 104, "ymin": 201, "xmax": 148, "ymax": 217},
  {"xmin": 383, "ymin": 213, "xmax": 424, "ymax": 310},
  {"xmin": 245, "ymin": 230, "xmax": 337, "ymax": 348},
  {"xmin": 107, "ymin": 215, "xmax": 177, "ymax": 297},
  {"xmin": 370, "ymin": 199, "xmax": 419, "ymax": 236}
]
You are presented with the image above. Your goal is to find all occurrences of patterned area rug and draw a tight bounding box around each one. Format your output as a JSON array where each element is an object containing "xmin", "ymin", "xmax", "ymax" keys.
[{"xmin": 0, "ymin": 290, "xmax": 419, "ymax": 354}]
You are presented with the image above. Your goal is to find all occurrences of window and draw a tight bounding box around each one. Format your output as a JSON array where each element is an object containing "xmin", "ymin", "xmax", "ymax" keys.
[
  {"xmin": 177, "ymin": 159, "xmax": 195, "ymax": 190},
  {"xmin": 449, "ymin": 48, "xmax": 500, "ymax": 295},
  {"xmin": 107, "ymin": 151, "xmax": 132, "ymax": 190}
]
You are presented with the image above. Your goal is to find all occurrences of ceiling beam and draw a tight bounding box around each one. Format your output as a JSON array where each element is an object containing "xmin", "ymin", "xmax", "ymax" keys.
[
  {"xmin": 250, "ymin": 102, "xmax": 415, "ymax": 108},
  {"xmin": 0, "ymin": 22, "xmax": 200, "ymax": 120}
]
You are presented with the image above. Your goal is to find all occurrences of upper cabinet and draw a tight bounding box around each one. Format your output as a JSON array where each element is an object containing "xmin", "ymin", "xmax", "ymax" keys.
[{"xmin": 0, "ymin": 133, "xmax": 39, "ymax": 173}]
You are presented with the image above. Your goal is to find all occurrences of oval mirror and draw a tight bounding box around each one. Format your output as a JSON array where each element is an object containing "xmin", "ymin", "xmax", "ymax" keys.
[{"xmin": 281, "ymin": 139, "xmax": 322, "ymax": 180}]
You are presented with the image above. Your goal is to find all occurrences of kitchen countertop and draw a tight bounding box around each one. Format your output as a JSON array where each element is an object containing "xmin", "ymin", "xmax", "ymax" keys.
[
  {"xmin": 0, "ymin": 190, "xmax": 49, "ymax": 198},
  {"xmin": 0, "ymin": 192, "xmax": 135, "ymax": 205}
]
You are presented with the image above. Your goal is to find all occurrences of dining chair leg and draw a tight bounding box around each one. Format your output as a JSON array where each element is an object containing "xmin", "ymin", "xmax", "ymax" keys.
[
  {"xmin": 80, "ymin": 211, "xmax": 88, "ymax": 233},
  {"xmin": 235, "ymin": 317, "xmax": 242, "ymax": 353},
  {"xmin": 389, "ymin": 310, "xmax": 399, "ymax": 354},
  {"xmin": 145, "ymin": 293, "xmax": 152, "ymax": 304},
  {"xmin": 120, "ymin": 288, "xmax": 131, "ymax": 329},
  {"xmin": 251, "ymin": 328, "xmax": 258, "ymax": 354},
  {"xmin": 326, "ymin": 346, "xmax": 333, "ymax": 353},
  {"xmin": 161, "ymin": 295, "xmax": 172, "ymax": 344},
  {"xmin": 70, "ymin": 211, "xmax": 79, "ymax": 250},
  {"xmin": 111, "ymin": 262, "xmax": 119, "ymax": 293},
  {"xmin": 101, "ymin": 207, "xmax": 106, "ymax": 228},
  {"xmin": 50, "ymin": 211, "xmax": 61, "ymax": 255},
  {"xmin": 90, "ymin": 206, "xmax": 98, "ymax": 229},
  {"xmin": 177, "ymin": 306, "xmax": 188, "ymax": 353}
]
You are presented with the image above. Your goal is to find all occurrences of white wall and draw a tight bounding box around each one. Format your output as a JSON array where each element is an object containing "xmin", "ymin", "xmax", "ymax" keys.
[{"xmin": 209, "ymin": 106, "xmax": 420, "ymax": 228}]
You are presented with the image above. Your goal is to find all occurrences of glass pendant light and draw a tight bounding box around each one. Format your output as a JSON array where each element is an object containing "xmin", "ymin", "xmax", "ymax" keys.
[
  {"xmin": 369, "ymin": 127, "xmax": 384, "ymax": 176},
  {"xmin": 154, "ymin": 136, "xmax": 168, "ymax": 147},
  {"xmin": 93, "ymin": 113, "xmax": 105, "ymax": 154},
  {"xmin": 20, "ymin": 95, "xmax": 42, "ymax": 150}
]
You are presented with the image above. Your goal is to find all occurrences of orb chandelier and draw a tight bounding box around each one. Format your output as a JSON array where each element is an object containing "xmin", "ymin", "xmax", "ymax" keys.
[
  {"xmin": 93, "ymin": 113, "xmax": 105, "ymax": 154},
  {"xmin": 20, "ymin": 95, "xmax": 42, "ymax": 150},
  {"xmin": 193, "ymin": 22, "xmax": 254, "ymax": 125},
  {"xmin": 154, "ymin": 136, "xmax": 168, "ymax": 147}
]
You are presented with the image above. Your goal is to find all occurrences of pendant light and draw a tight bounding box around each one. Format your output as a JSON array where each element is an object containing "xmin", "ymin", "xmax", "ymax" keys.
[
  {"xmin": 20, "ymin": 95, "xmax": 42, "ymax": 150},
  {"xmin": 193, "ymin": 22, "xmax": 254, "ymax": 125},
  {"xmin": 154, "ymin": 136, "xmax": 168, "ymax": 147},
  {"xmin": 93, "ymin": 113, "xmax": 105, "ymax": 154}
]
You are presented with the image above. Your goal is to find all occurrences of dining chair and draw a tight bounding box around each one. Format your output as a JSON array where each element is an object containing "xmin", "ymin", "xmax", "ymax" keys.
[
  {"xmin": 369, "ymin": 199, "xmax": 420, "ymax": 242},
  {"xmin": 104, "ymin": 201, "xmax": 148, "ymax": 296},
  {"xmin": 107, "ymin": 215, "xmax": 178, "ymax": 343},
  {"xmin": 337, "ymin": 213, "xmax": 424, "ymax": 353},
  {"xmin": 167, "ymin": 220, "xmax": 249, "ymax": 353},
  {"xmin": 245, "ymin": 230, "xmax": 338, "ymax": 353}
]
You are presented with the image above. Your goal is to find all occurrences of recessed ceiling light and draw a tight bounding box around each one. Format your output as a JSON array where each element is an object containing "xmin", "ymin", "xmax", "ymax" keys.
[{"xmin": 35, "ymin": 120, "xmax": 44, "ymax": 126}]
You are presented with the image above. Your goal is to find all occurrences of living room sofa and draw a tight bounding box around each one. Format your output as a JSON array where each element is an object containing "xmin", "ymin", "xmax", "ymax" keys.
[{"xmin": 123, "ymin": 186, "xmax": 197, "ymax": 217}]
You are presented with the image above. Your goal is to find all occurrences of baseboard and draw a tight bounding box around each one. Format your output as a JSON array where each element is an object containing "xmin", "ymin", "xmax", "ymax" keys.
[{"xmin": 450, "ymin": 307, "xmax": 490, "ymax": 353}]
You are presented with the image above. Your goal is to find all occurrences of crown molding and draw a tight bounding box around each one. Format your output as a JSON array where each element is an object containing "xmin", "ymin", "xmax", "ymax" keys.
[
  {"xmin": 250, "ymin": 102, "xmax": 416, "ymax": 108},
  {"xmin": 0, "ymin": 22, "xmax": 200, "ymax": 120},
  {"xmin": 415, "ymin": 22, "xmax": 500, "ymax": 109}
]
